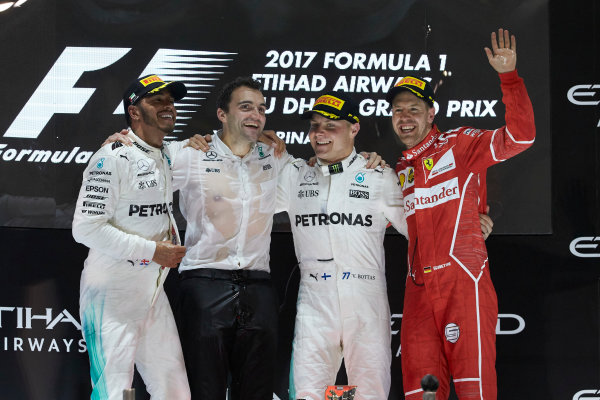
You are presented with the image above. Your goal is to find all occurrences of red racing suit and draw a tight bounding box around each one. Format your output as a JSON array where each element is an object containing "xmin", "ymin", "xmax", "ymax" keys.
[{"xmin": 395, "ymin": 70, "xmax": 535, "ymax": 400}]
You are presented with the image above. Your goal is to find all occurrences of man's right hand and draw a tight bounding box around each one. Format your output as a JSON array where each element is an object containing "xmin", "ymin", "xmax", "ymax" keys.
[
  {"xmin": 102, "ymin": 129, "xmax": 131, "ymax": 147},
  {"xmin": 259, "ymin": 130, "xmax": 286, "ymax": 158},
  {"xmin": 185, "ymin": 134, "xmax": 212, "ymax": 152},
  {"xmin": 152, "ymin": 241, "xmax": 186, "ymax": 268}
]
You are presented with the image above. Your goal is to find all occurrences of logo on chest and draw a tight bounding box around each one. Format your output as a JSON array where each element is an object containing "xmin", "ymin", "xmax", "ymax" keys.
[
  {"xmin": 349, "ymin": 189, "xmax": 369, "ymax": 199},
  {"xmin": 298, "ymin": 189, "xmax": 319, "ymax": 198},
  {"xmin": 425, "ymin": 149, "xmax": 456, "ymax": 182},
  {"xmin": 404, "ymin": 177, "xmax": 460, "ymax": 216}
]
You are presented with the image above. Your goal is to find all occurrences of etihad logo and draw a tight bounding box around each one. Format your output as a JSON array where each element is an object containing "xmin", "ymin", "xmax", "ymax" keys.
[
  {"xmin": 0, "ymin": 306, "xmax": 86, "ymax": 353},
  {"xmin": 569, "ymin": 237, "xmax": 600, "ymax": 258},
  {"xmin": 314, "ymin": 95, "xmax": 344, "ymax": 110},
  {"xmin": 0, "ymin": 306, "xmax": 81, "ymax": 330},
  {"xmin": 567, "ymin": 84, "xmax": 600, "ymax": 127},
  {"xmin": 3, "ymin": 47, "xmax": 237, "ymax": 139},
  {"xmin": 404, "ymin": 177, "xmax": 460, "ymax": 216},
  {"xmin": 573, "ymin": 390, "xmax": 600, "ymax": 400}
]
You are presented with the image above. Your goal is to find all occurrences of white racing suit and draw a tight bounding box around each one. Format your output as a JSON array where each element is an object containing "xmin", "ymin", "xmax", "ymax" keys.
[
  {"xmin": 72, "ymin": 130, "xmax": 190, "ymax": 400},
  {"xmin": 277, "ymin": 150, "xmax": 407, "ymax": 400}
]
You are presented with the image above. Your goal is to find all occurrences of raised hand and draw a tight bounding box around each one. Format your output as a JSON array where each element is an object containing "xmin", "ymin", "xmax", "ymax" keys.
[{"xmin": 484, "ymin": 28, "xmax": 516, "ymax": 73}]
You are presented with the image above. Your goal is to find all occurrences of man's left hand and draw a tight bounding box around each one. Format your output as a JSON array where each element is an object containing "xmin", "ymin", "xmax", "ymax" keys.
[
  {"xmin": 185, "ymin": 134, "xmax": 212, "ymax": 152},
  {"xmin": 259, "ymin": 130, "xmax": 286, "ymax": 158},
  {"xmin": 360, "ymin": 151, "xmax": 387, "ymax": 169},
  {"xmin": 480, "ymin": 205, "xmax": 494, "ymax": 240}
]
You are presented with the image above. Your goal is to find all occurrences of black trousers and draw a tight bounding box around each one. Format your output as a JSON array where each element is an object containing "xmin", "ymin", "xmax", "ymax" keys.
[{"xmin": 176, "ymin": 269, "xmax": 279, "ymax": 400}]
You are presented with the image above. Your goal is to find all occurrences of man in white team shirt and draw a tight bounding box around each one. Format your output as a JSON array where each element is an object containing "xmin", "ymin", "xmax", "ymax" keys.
[
  {"xmin": 275, "ymin": 91, "xmax": 408, "ymax": 400},
  {"xmin": 73, "ymin": 74, "xmax": 190, "ymax": 399},
  {"xmin": 170, "ymin": 77, "xmax": 292, "ymax": 400}
]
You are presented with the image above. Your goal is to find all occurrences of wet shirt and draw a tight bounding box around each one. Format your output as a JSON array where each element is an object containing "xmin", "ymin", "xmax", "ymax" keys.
[{"xmin": 171, "ymin": 133, "xmax": 291, "ymax": 272}]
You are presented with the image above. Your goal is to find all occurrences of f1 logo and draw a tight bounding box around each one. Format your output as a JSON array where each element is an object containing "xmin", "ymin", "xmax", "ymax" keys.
[
  {"xmin": 569, "ymin": 237, "xmax": 600, "ymax": 258},
  {"xmin": 4, "ymin": 47, "xmax": 131, "ymax": 139},
  {"xmin": 573, "ymin": 390, "xmax": 600, "ymax": 400},
  {"xmin": 4, "ymin": 47, "xmax": 236, "ymax": 139}
]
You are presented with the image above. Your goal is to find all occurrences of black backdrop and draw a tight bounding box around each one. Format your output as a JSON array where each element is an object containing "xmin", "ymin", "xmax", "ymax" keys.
[{"xmin": 0, "ymin": 0, "xmax": 599, "ymax": 399}]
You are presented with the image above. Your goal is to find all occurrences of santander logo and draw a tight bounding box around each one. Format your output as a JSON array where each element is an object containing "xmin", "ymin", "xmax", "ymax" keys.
[{"xmin": 404, "ymin": 177, "xmax": 460, "ymax": 216}]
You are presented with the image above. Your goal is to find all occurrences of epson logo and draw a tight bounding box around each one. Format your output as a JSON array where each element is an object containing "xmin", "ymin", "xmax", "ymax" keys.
[
  {"xmin": 569, "ymin": 237, "xmax": 600, "ymax": 258},
  {"xmin": 85, "ymin": 185, "xmax": 109, "ymax": 194},
  {"xmin": 573, "ymin": 390, "xmax": 600, "ymax": 400},
  {"xmin": 3, "ymin": 47, "xmax": 237, "ymax": 139}
]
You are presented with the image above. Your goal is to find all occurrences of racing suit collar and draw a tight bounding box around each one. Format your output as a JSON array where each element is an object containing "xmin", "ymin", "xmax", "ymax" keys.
[
  {"xmin": 213, "ymin": 129, "xmax": 257, "ymax": 159},
  {"xmin": 127, "ymin": 128, "xmax": 164, "ymax": 156},
  {"xmin": 401, "ymin": 125, "xmax": 440, "ymax": 161},
  {"xmin": 317, "ymin": 148, "xmax": 358, "ymax": 176}
]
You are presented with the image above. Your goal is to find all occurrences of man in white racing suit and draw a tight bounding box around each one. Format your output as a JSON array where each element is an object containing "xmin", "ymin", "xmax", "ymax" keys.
[
  {"xmin": 72, "ymin": 75, "xmax": 191, "ymax": 399},
  {"xmin": 276, "ymin": 92, "xmax": 408, "ymax": 400}
]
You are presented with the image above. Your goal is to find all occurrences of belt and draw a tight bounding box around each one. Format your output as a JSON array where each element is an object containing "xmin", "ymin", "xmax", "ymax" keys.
[{"xmin": 180, "ymin": 268, "xmax": 271, "ymax": 282}]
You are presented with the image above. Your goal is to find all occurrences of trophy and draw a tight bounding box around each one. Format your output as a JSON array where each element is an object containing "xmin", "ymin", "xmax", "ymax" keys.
[{"xmin": 324, "ymin": 385, "xmax": 357, "ymax": 400}]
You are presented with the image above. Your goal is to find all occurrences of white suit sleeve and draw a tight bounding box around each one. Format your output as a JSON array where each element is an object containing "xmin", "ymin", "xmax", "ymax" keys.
[
  {"xmin": 381, "ymin": 167, "xmax": 408, "ymax": 239},
  {"xmin": 72, "ymin": 148, "xmax": 156, "ymax": 260},
  {"xmin": 276, "ymin": 156, "xmax": 304, "ymax": 214}
]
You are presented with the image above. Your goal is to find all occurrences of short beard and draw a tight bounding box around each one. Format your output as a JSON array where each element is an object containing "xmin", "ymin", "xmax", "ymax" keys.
[{"xmin": 139, "ymin": 106, "xmax": 174, "ymax": 135}]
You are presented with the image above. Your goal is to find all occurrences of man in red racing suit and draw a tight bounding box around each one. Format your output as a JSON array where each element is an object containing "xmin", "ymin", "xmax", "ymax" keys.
[{"xmin": 389, "ymin": 29, "xmax": 535, "ymax": 399}]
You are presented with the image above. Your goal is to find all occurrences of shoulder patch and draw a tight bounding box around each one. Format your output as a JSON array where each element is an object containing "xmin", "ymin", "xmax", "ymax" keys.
[
  {"xmin": 111, "ymin": 142, "xmax": 123, "ymax": 151},
  {"xmin": 291, "ymin": 158, "xmax": 306, "ymax": 170}
]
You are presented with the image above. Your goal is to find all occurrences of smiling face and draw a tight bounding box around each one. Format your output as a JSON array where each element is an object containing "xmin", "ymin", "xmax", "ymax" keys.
[
  {"xmin": 129, "ymin": 89, "xmax": 176, "ymax": 147},
  {"xmin": 390, "ymin": 90, "xmax": 435, "ymax": 149},
  {"xmin": 308, "ymin": 113, "xmax": 359, "ymax": 164},
  {"xmin": 218, "ymin": 86, "xmax": 266, "ymax": 144}
]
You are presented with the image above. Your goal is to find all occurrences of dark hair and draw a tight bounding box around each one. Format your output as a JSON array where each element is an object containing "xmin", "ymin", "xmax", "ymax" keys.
[
  {"xmin": 216, "ymin": 77, "xmax": 263, "ymax": 112},
  {"xmin": 125, "ymin": 106, "xmax": 132, "ymax": 126}
]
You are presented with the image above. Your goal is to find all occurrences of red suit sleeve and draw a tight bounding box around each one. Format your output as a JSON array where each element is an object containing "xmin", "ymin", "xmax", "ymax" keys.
[{"xmin": 457, "ymin": 69, "xmax": 536, "ymax": 172}]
